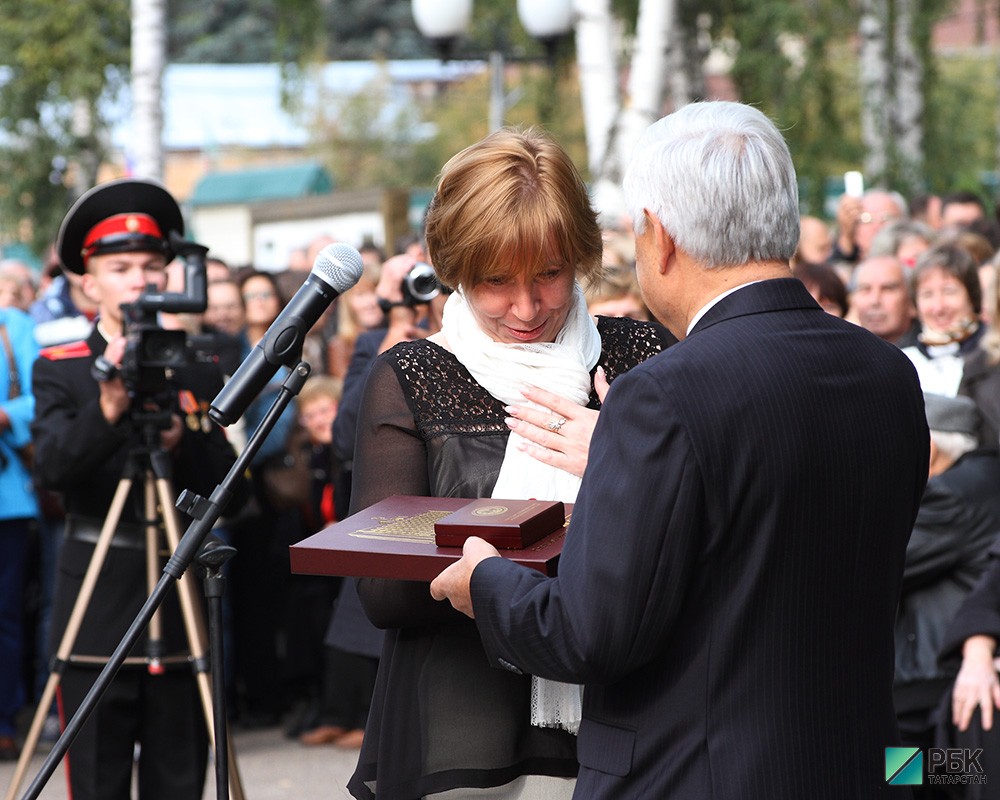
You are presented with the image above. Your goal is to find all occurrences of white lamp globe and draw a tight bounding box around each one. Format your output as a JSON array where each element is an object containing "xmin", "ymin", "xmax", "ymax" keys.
[
  {"xmin": 516, "ymin": 0, "xmax": 574, "ymax": 40},
  {"xmin": 412, "ymin": 0, "xmax": 473, "ymax": 40}
]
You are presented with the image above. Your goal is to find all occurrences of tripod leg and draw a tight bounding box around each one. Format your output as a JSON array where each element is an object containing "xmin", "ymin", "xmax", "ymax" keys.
[
  {"xmin": 155, "ymin": 476, "xmax": 246, "ymax": 800},
  {"xmin": 2, "ymin": 477, "xmax": 133, "ymax": 800},
  {"xmin": 144, "ymin": 474, "xmax": 165, "ymax": 674}
]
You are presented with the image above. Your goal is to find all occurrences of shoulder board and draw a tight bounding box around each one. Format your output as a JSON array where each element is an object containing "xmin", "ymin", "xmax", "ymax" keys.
[{"xmin": 39, "ymin": 340, "xmax": 91, "ymax": 361}]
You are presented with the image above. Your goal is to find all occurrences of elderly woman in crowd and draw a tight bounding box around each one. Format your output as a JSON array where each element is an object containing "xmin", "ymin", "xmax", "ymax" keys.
[
  {"xmin": 902, "ymin": 243, "xmax": 1000, "ymax": 447},
  {"xmin": 346, "ymin": 127, "xmax": 674, "ymax": 800}
]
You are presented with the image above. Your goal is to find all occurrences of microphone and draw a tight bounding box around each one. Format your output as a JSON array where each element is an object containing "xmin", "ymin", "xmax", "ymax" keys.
[{"xmin": 209, "ymin": 243, "xmax": 364, "ymax": 426}]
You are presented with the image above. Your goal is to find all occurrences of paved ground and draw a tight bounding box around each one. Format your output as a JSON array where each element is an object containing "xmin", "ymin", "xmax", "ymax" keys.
[{"xmin": 1, "ymin": 722, "xmax": 360, "ymax": 799}]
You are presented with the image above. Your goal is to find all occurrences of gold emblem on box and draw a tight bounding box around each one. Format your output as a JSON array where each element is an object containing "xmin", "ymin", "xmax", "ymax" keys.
[{"xmin": 471, "ymin": 505, "xmax": 508, "ymax": 517}]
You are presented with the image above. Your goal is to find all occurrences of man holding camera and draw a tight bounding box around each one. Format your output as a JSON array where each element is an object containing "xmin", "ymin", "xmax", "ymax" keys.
[{"xmin": 31, "ymin": 179, "xmax": 239, "ymax": 800}]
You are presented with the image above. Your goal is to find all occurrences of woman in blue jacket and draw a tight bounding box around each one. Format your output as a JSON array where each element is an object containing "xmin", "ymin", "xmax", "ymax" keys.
[{"xmin": 0, "ymin": 305, "xmax": 39, "ymax": 760}]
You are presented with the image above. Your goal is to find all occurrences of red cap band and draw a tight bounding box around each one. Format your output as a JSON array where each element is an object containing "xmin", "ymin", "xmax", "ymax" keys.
[{"xmin": 81, "ymin": 213, "xmax": 164, "ymax": 262}]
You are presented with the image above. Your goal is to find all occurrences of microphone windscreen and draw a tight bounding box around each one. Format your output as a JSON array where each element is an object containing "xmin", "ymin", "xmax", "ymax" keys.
[{"xmin": 312, "ymin": 243, "xmax": 365, "ymax": 293}]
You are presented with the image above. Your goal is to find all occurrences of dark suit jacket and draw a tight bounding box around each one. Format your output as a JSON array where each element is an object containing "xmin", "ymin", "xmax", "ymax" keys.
[{"xmin": 471, "ymin": 278, "xmax": 929, "ymax": 799}]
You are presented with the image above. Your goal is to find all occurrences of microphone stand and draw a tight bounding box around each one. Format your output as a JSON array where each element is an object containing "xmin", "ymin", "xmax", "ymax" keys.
[{"xmin": 18, "ymin": 361, "xmax": 312, "ymax": 800}]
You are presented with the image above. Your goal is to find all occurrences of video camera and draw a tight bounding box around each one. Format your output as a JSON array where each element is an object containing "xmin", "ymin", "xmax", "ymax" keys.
[
  {"xmin": 93, "ymin": 232, "xmax": 211, "ymax": 428},
  {"xmin": 401, "ymin": 262, "xmax": 441, "ymax": 307}
]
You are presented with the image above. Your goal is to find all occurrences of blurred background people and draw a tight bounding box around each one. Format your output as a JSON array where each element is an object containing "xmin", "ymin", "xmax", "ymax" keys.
[
  {"xmin": 833, "ymin": 188, "xmax": 908, "ymax": 265},
  {"xmin": 941, "ymin": 191, "xmax": 988, "ymax": 230},
  {"xmin": 940, "ymin": 529, "xmax": 1000, "ymax": 799},
  {"xmin": 585, "ymin": 265, "xmax": 649, "ymax": 320},
  {"xmin": 277, "ymin": 375, "xmax": 344, "ymax": 740},
  {"xmin": 910, "ymin": 193, "xmax": 944, "ymax": 231},
  {"xmin": 893, "ymin": 394, "xmax": 1000, "ymax": 800},
  {"xmin": 898, "ymin": 241, "xmax": 1000, "ymax": 453},
  {"xmin": 795, "ymin": 215, "xmax": 834, "ymax": 266},
  {"xmin": 0, "ymin": 304, "xmax": 39, "ymax": 760},
  {"xmin": 327, "ymin": 269, "xmax": 383, "ymax": 380},
  {"xmin": 229, "ymin": 268, "xmax": 302, "ymax": 728},
  {"xmin": 29, "ymin": 250, "xmax": 99, "ymax": 348},
  {"xmin": 202, "ymin": 278, "xmax": 249, "ymax": 379},
  {"xmin": 0, "ymin": 261, "xmax": 38, "ymax": 312},
  {"xmin": 869, "ymin": 218, "xmax": 936, "ymax": 268},
  {"xmin": 792, "ymin": 260, "xmax": 849, "ymax": 317},
  {"xmin": 204, "ymin": 279, "xmax": 246, "ymax": 339},
  {"xmin": 290, "ymin": 375, "xmax": 377, "ymax": 749},
  {"xmin": 849, "ymin": 256, "xmax": 918, "ymax": 346}
]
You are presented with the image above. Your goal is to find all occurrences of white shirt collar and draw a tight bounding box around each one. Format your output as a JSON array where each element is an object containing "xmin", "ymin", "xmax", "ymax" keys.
[{"xmin": 686, "ymin": 280, "xmax": 765, "ymax": 336}]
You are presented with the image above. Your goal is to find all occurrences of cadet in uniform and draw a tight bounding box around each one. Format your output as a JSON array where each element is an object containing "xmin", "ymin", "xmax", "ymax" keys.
[{"xmin": 31, "ymin": 179, "xmax": 239, "ymax": 800}]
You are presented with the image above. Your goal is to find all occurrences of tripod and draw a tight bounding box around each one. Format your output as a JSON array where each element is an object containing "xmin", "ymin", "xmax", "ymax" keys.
[
  {"xmin": 9, "ymin": 360, "xmax": 310, "ymax": 800},
  {"xmin": 4, "ymin": 423, "xmax": 245, "ymax": 800}
]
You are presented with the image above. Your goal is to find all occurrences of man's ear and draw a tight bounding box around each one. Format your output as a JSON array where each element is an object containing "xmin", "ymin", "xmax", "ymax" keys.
[
  {"xmin": 79, "ymin": 271, "xmax": 101, "ymax": 305},
  {"xmin": 645, "ymin": 211, "xmax": 675, "ymax": 275}
]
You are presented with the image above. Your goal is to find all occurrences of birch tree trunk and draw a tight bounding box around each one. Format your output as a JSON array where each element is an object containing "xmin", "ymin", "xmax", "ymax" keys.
[
  {"xmin": 591, "ymin": 0, "xmax": 674, "ymax": 224},
  {"xmin": 893, "ymin": 0, "xmax": 923, "ymax": 194},
  {"xmin": 859, "ymin": 0, "xmax": 891, "ymax": 184},
  {"xmin": 668, "ymin": 10, "xmax": 706, "ymax": 108},
  {"xmin": 616, "ymin": 0, "xmax": 672, "ymax": 167},
  {"xmin": 996, "ymin": 30, "xmax": 1000, "ymax": 180},
  {"xmin": 573, "ymin": 0, "xmax": 621, "ymax": 178},
  {"xmin": 131, "ymin": 0, "xmax": 166, "ymax": 180}
]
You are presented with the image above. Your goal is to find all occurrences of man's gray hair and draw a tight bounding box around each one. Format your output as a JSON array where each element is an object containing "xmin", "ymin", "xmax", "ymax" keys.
[{"xmin": 623, "ymin": 101, "xmax": 800, "ymax": 268}]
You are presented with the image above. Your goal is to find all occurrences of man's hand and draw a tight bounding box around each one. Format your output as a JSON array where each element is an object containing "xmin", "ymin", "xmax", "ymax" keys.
[
  {"xmin": 159, "ymin": 413, "xmax": 184, "ymax": 453},
  {"xmin": 375, "ymin": 254, "xmax": 418, "ymax": 306},
  {"xmin": 430, "ymin": 536, "xmax": 501, "ymax": 618},
  {"xmin": 835, "ymin": 194, "xmax": 862, "ymax": 256},
  {"xmin": 378, "ymin": 306, "xmax": 428, "ymax": 353}
]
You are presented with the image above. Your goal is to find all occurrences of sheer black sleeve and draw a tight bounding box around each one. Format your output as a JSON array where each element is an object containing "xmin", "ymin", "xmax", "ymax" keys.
[{"xmin": 351, "ymin": 355, "xmax": 468, "ymax": 629}]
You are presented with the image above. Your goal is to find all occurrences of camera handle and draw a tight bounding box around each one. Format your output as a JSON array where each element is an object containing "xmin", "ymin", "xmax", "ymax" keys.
[
  {"xmin": 127, "ymin": 231, "xmax": 209, "ymax": 316},
  {"xmin": 16, "ymin": 361, "xmax": 312, "ymax": 800}
]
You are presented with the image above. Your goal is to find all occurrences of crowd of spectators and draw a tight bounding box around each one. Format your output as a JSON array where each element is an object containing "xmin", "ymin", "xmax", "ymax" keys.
[{"xmin": 5, "ymin": 182, "xmax": 1000, "ymax": 796}]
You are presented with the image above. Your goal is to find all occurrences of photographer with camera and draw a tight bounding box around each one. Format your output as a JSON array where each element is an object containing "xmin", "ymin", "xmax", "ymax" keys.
[
  {"xmin": 331, "ymin": 250, "xmax": 445, "ymax": 489},
  {"xmin": 295, "ymin": 249, "xmax": 446, "ymax": 751},
  {"xmin": 30, "ymin": 179, "xmax": 240, "ymax": 800}
]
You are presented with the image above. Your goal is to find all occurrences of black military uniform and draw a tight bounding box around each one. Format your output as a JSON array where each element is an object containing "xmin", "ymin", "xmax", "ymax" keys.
[{"xmin": 31, "ymin": 179, "xmax": 238, "ymax": 800}]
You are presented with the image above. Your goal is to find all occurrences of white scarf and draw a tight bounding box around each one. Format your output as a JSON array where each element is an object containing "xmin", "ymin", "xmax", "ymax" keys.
[{"xmin": 442, "ymin": 282, "xmax": 599, "ymax": 734}]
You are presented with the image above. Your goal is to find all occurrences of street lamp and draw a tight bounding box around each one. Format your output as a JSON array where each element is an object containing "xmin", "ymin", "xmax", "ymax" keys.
[
  {"xmin": 516, "ymin": 0, "xmax": 574, "ymax": 65},
  {"xmin": 412, "ymin": 0, "xmax": 574, "ymax": 131},
  {"xmin": 412, "ymin": 0, "xmax": 472, "ymax": 63}
]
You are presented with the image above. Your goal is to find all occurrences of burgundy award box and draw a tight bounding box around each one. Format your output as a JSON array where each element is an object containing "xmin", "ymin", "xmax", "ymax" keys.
[
  {"xmin": 289, "ymin": 495, "xmax": 571, "ymax": 581},
  {"xmin": 433, "ymin": 498, "xmax": 566, "ymax": 549}
]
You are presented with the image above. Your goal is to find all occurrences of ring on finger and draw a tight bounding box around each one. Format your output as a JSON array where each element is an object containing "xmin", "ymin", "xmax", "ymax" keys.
[{"xmin": 546, "ymin": 417, "xmax": 567, "ymax": 432}]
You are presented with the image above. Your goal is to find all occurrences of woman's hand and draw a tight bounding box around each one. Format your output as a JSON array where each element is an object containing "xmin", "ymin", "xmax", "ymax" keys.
[
  {"xmin": 952, "ymin": 635, "xmax": 1000, "ymax": 732},
  {"xmin": 504, "ymin": 367, "xmax": 610, "ymax": 478}
]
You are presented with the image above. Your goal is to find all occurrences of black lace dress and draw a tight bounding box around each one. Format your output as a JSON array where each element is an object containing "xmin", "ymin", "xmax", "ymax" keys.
[{"xmin": 346, "ymin": 316, "xmax": 674, "ymax": 800}]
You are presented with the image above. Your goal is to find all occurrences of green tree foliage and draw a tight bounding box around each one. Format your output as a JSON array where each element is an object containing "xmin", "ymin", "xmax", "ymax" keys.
[
  {"xmin": 6, "ymin": 0, "xmax": 1000, "ymax": 256},
  {"xmin": 706, "ymin": 0, "xmax": 865, "ymax": 215},
  {"xmin": 0, "ymin": 0, "xmax": 129, "ymax": 253},
  {"xmin": 924, "ymin": 52, "xmax": 998, "ymax": 194},
  {"xmin": 312, "ymin": 57, "xmax": 586, "ymax": 192},
  {"xmin": 168, "ymin": 0, "xmax": 428, "ymax": 63},
  {"xmin": 169, "ymin": 0, "xmax": 288, "ymax": 62}
]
